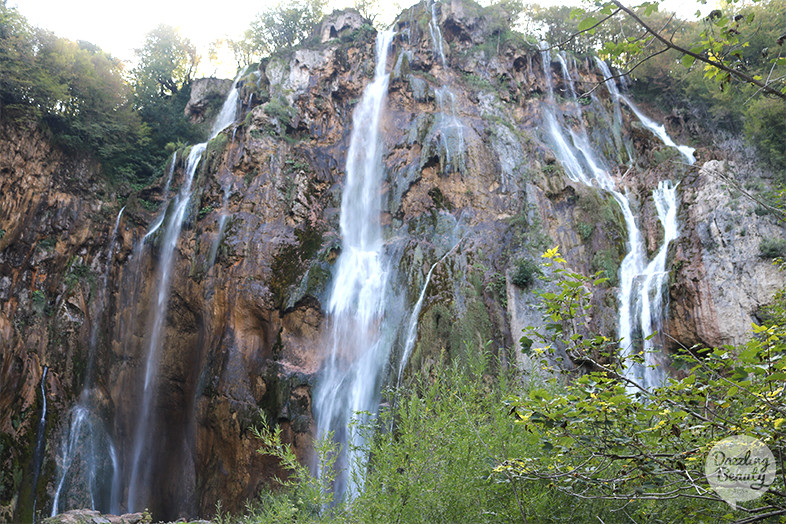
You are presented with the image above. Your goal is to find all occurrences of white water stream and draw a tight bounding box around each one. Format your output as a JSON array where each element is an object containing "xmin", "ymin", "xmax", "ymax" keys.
[
  {"xmin": 428, "ymin": 0, "xmax": 445, "ymax": 66},
  {"xmin": 32, "ymin": 366, "xmax": 48, "ymax": 522},
  {"xmin": 541, "ymin": 45, "xmax": 684, "ymax": 391},
  {"xmin": 313, "ymin": 29, "xmax": 395, "ymax": 501},
  {"xmin": 125, "ymin": 70, "xmax": 243, "ymax": 511},
  {"xmin": 593, "ymin": 58, "xmax": 695, "ymax": 165},
  {"xmin": 127, "ymin": 142, "xmax": 205, "ymax": 511},
  {"xmin": 51, "ymin": 207, "xmax": 124, "ymax": 517}
]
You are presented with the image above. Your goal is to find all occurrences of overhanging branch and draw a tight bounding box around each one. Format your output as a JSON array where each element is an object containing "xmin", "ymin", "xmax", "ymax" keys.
[{"xmin": 608, "ymin": 0, "xmax": 786, "ymax": 100}]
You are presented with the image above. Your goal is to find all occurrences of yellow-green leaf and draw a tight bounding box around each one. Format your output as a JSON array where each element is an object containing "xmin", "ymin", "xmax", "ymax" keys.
[{"xmin": 681, "ymin": 54, "xmax": 696, "ymax": 68}]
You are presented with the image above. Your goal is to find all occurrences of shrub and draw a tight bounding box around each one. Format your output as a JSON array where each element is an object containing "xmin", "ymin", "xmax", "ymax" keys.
[
  {"xmin": 511, "ymin": 258, "xmax": 541, "ymax": 288},
  {"xmin": 577, "ymin": 221, "xmax": 594, "ymax": 241},
  {"xmin": 759, "ymin": 237, "xmax": 786, "ymax": 258},
  {"xmin": 745, "ymin": 96, "xmax": 786, "ymax": 172}
]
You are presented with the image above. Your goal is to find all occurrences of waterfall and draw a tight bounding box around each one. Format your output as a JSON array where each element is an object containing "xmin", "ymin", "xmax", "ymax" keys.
[
  {"xmin": 428, "ymin": 0, "xmax": 445, "ymax": 66},
  {"xmin": 125, "ymin": 67, "xmax": 243, "ymax": 513},
  {"xmin": 31, "ymin": 366, "xmax": 48, "ymax": 521},
  {"xmin": 313, "ymin": 29, "xmax": 395, "ymax": 501},
  {"xmin": 397, "ymin": 237, "xmax": 464, "ymax": 384},
  {"xmin": 631, "ymin": 181, "xmax": 679, "ymax": 390},
  {"xmin": 87, "ymin": 206, "xmax": 125, "ymax": 384},
  {"xmin": 210, "ymin": 69, "xmax": 245, "ymax": 139},
  {"xmin": 144, "ymin": 155, "xmax": 177, "ymax": 241},
  {"xmin": 593, "ymin": 55, "xmax": 695, "ymax": 165},
  {"xmin": 127, "ymin": 143, "xmax": 205, "ymax": 511},
  {"xmin": 620, "ymin": 95, "xmax": 696, "ymax": 164},
  {"xmin": 50, "ymin": 206, "xmax": 124, "ymax": 517},
  {"xmin": 540, "ymin": 45, "xmax": 681, "ymax": 391},
  {"xmin": 434, "ymin": 86, "xmax": 466, "ymax": 173}
]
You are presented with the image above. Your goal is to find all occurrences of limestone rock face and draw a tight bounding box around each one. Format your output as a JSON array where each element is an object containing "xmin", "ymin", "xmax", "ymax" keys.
[
  {"xmin": 668, "ymin": 160, "xmax": 786, "ymax": 348},
  {"xmin": 320, "ymin": 9, "xmax": 366, "ymax": 43},
  {"xmin": 2, "ymin": 1, "xmax": 786, "ymax": 522},
  {"xmin": 186, "ymin": 78, "xmax": 233, "ymax": 123}
]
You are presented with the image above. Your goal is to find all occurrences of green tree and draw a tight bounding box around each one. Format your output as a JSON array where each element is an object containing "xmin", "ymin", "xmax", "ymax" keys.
[
  {"xmin": 564, "ymin": 0, "xmax": 786, "ymax": 100},
  {"xmin": 130, "ymin": 25, "xmax": 202, "ymax": 183},
  {"xmin": 248, "ymin": 0, "xmax": 326, "ymax": 56},
  {"xmin": 132, "ymin": 25, "xmax": 198, "ymax": 100}
]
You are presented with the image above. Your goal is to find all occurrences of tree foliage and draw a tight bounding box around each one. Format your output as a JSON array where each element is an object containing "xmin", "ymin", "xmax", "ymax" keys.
[
  {"xmin": 0, "ymin": 5, "xmax": 203, "ymax": 184},
  {"xmin": 0, "ymin": 1, "xmax": 149, "ymax": 179},
  {"xmin": 502, "ymin": 248, "xmax": 786, "ymax": 522},
  {"xmin": 132, "ymin": 25, "xmax": 198, "ymax": 101},
  {"xmin": 246, "ymin": 0, "xmax": 326, "ymax": 58},
  {"xmin": 561, "ymin": 0, "xmax": 786, "ymax": 100}
]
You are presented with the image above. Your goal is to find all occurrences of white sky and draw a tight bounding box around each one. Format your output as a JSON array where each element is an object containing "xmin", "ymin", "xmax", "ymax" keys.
[{"xmin": 13, "ymin": 0, "xmax": 710, "ymax": 78}]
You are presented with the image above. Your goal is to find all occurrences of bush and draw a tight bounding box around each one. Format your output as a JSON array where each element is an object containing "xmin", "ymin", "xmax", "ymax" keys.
[
  {"xmin": 511, "ymin": 258, "xmax": 541, "ymax": 288},
  {"xmin": 759, "ymin": 237, "xmax": 786, "ymax": 258},
  {"xmin": 745, "ymin": 96, "xmax": 786, "ymax": 173}
]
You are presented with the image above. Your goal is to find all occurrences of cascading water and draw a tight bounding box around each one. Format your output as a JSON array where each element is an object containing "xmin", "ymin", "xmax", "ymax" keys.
[
  {"xmin": 313, "ymin": 29, "xmax": 395, "ymax": 501},
  {"xmin": 144, "ymin": 155, "xmax": 177, "ymax": 241},
  {"xmin": 210, "ymin": 70, "xmax": 245, "ymax": 139},
  {"xmin": 631, "ymin": 180, "xmax": 679, "ymax": 390},
  {"xmin": 127, "ymin": 142, "xmax": 206, "ymax": 511},
  {"xmin": 397, "ymin": 237, "xmax": 464, "ymax": 384},
  {"xmin": 593, "ymin": 57, "xmax": 696, "ymax": 165},
  {"xmin": 125, "ymin": 72, "xmax": 242, "ymax": 513},
  {"xmin": 426, "ymin": 2, "xmax": 466, "ymax": 175},
  {"xmin": 434, "ymin": 86, "xmax": 466, "ymax": 173},
  {"xmin": 621, "ymin": 95, "xmax": 696, "ymax": 164},
  {"xmin": 540, "ymin": 45, "xmax": 683, "ymax": 391},
  {"xmin": 428, "ymin": 0, "xmax": 445, "ymax": 66},
  {"xmin": 31, "ymin": 366, "xmax": 48, "ymax": 521},
  {"xmin": 50, "ymin": 207, "xmax": 124, "ymax": 517}
]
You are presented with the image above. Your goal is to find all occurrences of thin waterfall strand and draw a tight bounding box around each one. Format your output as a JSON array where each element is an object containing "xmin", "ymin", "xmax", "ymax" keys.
[
  {"xmin": 127, "ymin": 143, "xmax": 206, "ymax": 511},
  {"xmin": 51, "ymin": 206, "xmax": 124, "ymax": 517},
  {"xmin": 397, "ymin": 237, "xmax": 464, "ymax": 383},
  {"xmin": 32, "ymin": 367, "xmax": 48, "ymax": 521}
]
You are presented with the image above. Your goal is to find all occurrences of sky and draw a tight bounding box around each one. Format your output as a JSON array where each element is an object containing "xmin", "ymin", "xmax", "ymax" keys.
[{"xmin": 13, "ymin": 0, "xmax": 711, "ymax": 78}]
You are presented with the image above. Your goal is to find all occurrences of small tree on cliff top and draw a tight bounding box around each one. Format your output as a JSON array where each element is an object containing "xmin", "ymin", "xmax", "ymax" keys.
[{"xmin": 248, "ymin": 0, "xmax": 326, "ymax": 57}]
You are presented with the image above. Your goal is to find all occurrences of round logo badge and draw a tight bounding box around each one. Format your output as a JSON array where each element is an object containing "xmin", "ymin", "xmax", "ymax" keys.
[{"xmin": 705, "ymin": 435, "xmax": 776, "ymax": 509}]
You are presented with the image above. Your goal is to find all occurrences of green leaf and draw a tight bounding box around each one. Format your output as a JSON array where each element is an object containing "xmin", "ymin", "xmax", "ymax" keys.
[
  {"xmin": 577, "ymin": 16, "xmax": 599, "ymax": 32},
  {"xmin": 681, "ymin": 54, "xmax": 696, "ymax": 68}
]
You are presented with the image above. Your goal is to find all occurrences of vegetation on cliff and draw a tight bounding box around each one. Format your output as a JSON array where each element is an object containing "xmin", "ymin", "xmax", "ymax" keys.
[
  {"xmin": 0, "ymin": 2, "xmax": 201, "ymax": 185},
  {"xmin": 229, "ymin": 251, "xmax": 786, "ymax": 523}
]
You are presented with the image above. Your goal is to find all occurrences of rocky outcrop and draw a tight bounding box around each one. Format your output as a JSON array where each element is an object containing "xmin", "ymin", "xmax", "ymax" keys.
[
  {"xmin": 185, "ymin": 78, "xmax": 233, "ymax": 123},
  {"xmin": 320, "ymin": 9, "xmax": 366, "ymax": 43},
  {"xmin": 0, "ymin": 119, "xmax": 117, "ymax": 522},
  {"xmin": 2, "ymin": 0, "xmax": 786, "ymax": 521},
  {"xmin": 668, "ymin": 160, "xmax": 786, "ymax": 348}
]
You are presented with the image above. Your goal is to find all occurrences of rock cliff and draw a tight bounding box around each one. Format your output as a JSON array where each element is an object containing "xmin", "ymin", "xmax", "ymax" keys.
[{"xmin": 1, "ymin": 1, "xmax": 785, "ymax": 521}]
